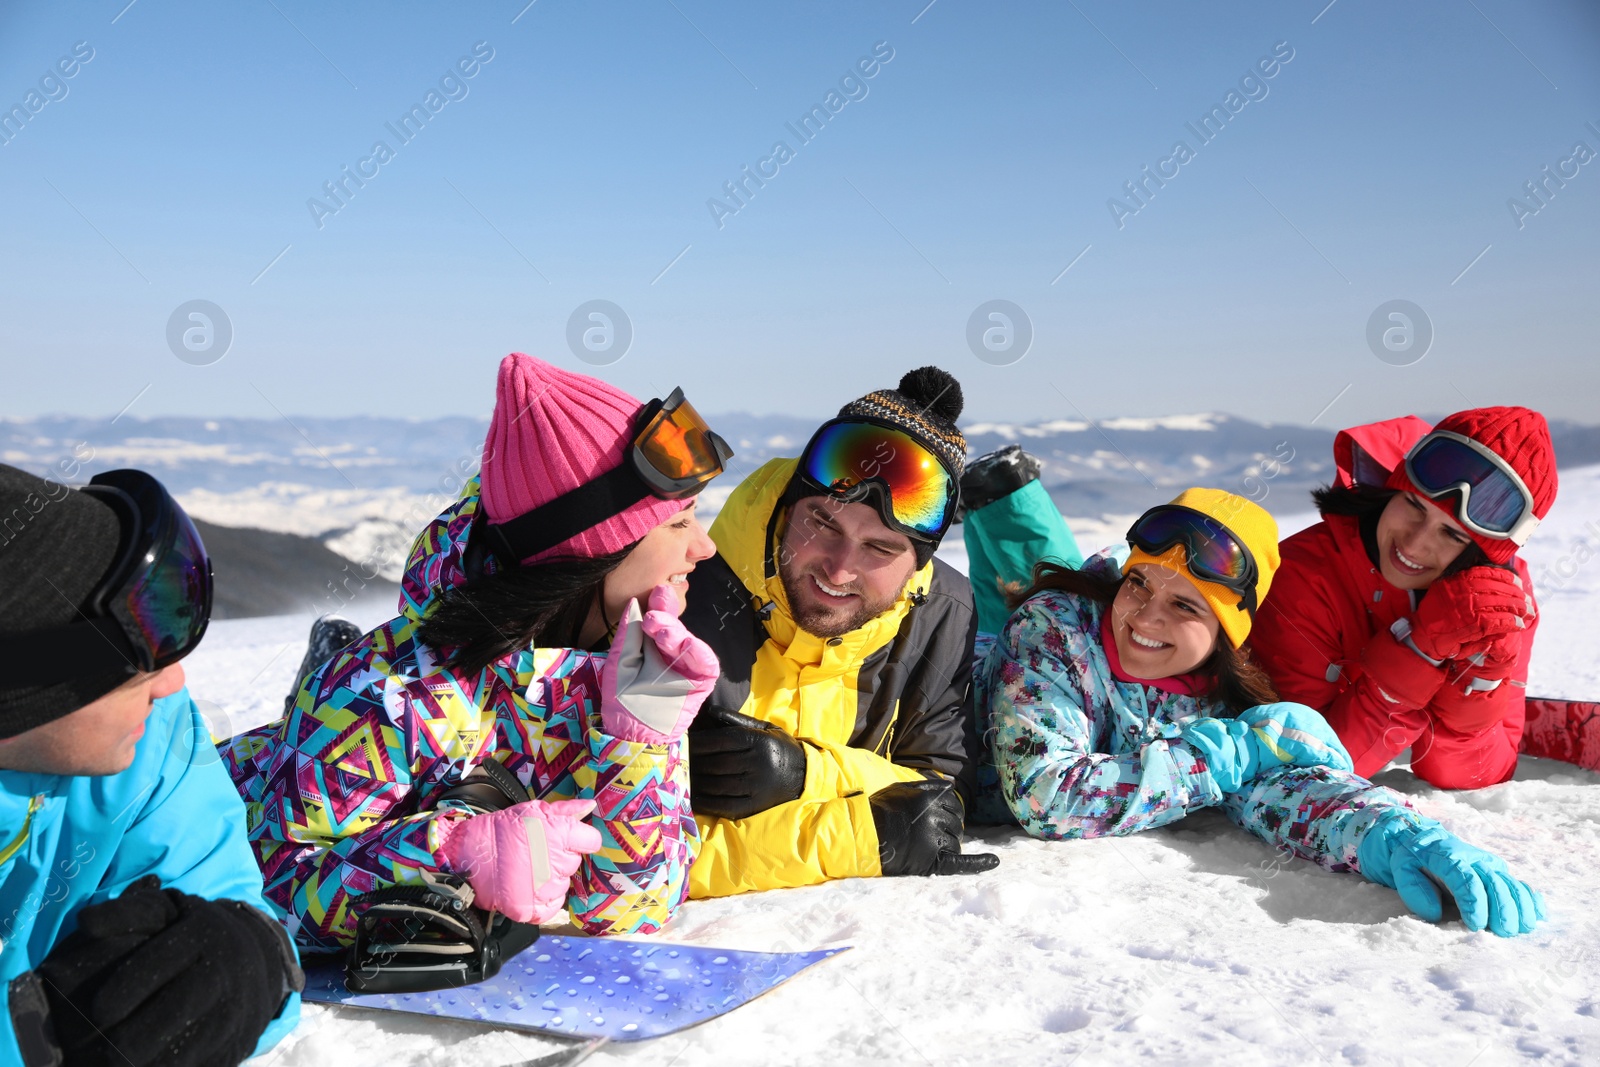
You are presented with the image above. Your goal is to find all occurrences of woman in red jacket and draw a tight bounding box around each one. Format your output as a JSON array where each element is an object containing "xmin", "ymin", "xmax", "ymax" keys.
[{"xmin": 1251, "ymin": 406, "xmax": 1556, "ymax": 789}]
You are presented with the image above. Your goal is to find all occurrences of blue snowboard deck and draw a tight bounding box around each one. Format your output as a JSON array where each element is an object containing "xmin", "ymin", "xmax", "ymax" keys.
[{"xmin": 302, "ymin": 935, "xmax": 849, "ymax": 1042}]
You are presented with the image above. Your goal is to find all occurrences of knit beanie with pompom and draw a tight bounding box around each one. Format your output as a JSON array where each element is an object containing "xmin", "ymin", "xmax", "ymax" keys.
[{"xmin": 791, "ymin": 366, "xmax": 968, "ymax": 567}]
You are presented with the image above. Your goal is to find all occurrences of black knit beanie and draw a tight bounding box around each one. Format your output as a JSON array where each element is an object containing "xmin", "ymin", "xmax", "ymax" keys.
[
  {"xmin": 792, "ymin": 366, "xmax": 968, "ymax": 568},
  {"xmin": 0, "ymin": 464, "xmax": 130, "ymax": 738}
]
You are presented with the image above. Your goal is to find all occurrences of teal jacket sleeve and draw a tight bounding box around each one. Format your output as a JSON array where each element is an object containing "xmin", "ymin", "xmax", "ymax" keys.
[
  {"xmin": 984, "ymin": 595, "xmax": 1224, "ymax": 839},
  {"xmin": 962, "ymin": 478, "xmax": 1085, "ymax": 636},
  {"xmin": 1219, "ymin": 764, "xmax": 1415, "ymax": 873},
  {"xmin": 90, "ymin": 691, "xmax": 301, "ymax": 1058}
]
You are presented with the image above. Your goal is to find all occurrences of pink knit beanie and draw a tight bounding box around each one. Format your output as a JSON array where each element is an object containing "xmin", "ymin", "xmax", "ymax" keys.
[{"xmin": 480, "ymin": 354, "xmax": 686, "ymax": 564}]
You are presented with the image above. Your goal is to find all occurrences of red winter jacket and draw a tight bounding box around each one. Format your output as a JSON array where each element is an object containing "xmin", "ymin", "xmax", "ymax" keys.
[{"xmin": 1251, "ymin": 418, "xmax": 1537, "ymax": 789}]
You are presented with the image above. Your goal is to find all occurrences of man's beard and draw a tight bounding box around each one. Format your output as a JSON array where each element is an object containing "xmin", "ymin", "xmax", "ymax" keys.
[{"xmin": 778, "ymin": 557, "xmax": 900, "ymax": 639}]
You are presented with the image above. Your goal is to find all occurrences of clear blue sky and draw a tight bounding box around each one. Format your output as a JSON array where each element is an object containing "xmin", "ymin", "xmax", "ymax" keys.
[{"xmin": 2, "ymin": 0, "xmax": 1597, "ymax": 427}]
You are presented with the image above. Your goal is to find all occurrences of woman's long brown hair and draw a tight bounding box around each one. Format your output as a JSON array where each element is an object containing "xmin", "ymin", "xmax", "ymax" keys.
[
  {"xmin": 418, "ymin": 546, "xmax": 633, "ymax": 675},
  {"xmin": 1006, "ymin": 560, "xmax": 1279, "ymax": 715}
]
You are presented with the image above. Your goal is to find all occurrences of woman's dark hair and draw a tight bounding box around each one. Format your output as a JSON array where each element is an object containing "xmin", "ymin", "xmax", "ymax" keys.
[
  {"xmin": 417, "ymin": 547, "xmax": 632, "ymax": 675},
  {"xmin": 1006, "ymin": 561, "xmax": 1280, "ymax": 715},
  {"xmin": 1310, "ymin": 482, "xmax": 1489, "ymax": 577}
]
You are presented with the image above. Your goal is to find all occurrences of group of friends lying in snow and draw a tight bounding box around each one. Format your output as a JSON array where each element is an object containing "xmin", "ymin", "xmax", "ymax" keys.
[{"xmin": 0, "ymin": 355, "xmax": 1557, "ymax": 1064}]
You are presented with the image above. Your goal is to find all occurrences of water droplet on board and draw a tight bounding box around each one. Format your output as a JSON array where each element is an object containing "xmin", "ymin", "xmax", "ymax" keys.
[{"xmin": 713, "ymin": 956, "xmax": 729, "ymax": 965}]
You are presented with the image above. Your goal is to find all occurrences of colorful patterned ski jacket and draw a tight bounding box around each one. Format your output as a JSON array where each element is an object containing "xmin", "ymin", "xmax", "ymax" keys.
[
  {"xmin": 223, "ymin": 476, "xmax": 698, "ymax": 952},
  {"xmin": 972, "ymin": 550, "xmax": 1414, "ymax": 874},
  {"xmin": 680, "ymin": 458, "xmax": 981, "ymax": 897}
]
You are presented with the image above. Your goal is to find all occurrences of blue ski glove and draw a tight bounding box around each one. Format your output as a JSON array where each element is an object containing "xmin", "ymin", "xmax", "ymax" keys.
[
  {"xmin": 1179, "ymin": 702, "xmax": 1353, "ymax": 795},
  {"xmin": 1357, "ymin": 814, "xmax": 1545, "ymax": 937}
]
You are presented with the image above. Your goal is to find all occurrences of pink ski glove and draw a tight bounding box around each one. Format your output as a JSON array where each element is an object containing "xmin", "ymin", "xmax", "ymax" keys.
[
  {"xmin": 600, "ymin": 583, "xmax": 720, "ymax": 744},
  {"xmin": 438, "ymin": 797, "xmax": 602, "ymax": 924}
]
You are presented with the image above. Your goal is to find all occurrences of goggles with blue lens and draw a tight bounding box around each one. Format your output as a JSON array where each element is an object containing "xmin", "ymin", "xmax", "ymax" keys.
[
  {"xmin": 1404, "ymin": 430, "xmax": 1540, "ymax": 546},
  {"xmin": 1127, "ymin": 505, "xmax": 1260, "ymax": 617}
]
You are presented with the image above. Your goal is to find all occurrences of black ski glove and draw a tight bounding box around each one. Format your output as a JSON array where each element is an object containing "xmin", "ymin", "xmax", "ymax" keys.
[
  {"xmin": 688, "ymin": 705, "xmax": 807, "ymax": 820},
  {"xmin": 870, "ymin": 779, "xmax": 1001, "ymax": 877},
  {"xmin": 25, "ymin": 875, "xmax": 302, "ymax": 1067}
]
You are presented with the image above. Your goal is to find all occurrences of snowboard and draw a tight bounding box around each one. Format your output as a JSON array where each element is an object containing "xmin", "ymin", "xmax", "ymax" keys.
[
  {"xmin": 301, "ymin": 934, "xmax": 849, "ymax": 1043},
  {"xmin": 1520, "ymin": 698, "xmax": 1600, "ymax": 772}
]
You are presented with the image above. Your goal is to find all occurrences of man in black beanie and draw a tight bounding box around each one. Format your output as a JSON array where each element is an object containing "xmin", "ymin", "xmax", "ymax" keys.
[
  {"xmin": 681, "ymin": 368, "xmax": 998, "ymax": 899},
  {"xmin": 0, "ymin": 464, "xmax": 302, "ymax": 1066}
]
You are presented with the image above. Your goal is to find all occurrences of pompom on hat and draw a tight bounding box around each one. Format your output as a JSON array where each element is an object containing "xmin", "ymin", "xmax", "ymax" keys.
[
  {"xmin": 1122, "ymin": 487, "xmax": 1281, "ymax": 649},
  {"xmin": 479, "ymin": 354, "xmax": 688, "ymax": 565},
  {"xmin": 834, "ymin": 366, "xmax": 968, "ymax": 482},
  {"xmin": 1384, "ymin": 405, "xmax": 1557, "ymax": 566}
]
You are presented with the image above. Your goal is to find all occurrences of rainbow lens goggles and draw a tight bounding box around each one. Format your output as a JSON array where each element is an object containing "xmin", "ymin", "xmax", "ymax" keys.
[
  {"xmin": 1127, "ymin": 504, "xmax": 1259, "ymax": 617},
  {"xmin": 1, "ymin": 469, "xmax": 214, "ymax": 688},
  {"xmin": 1404, "ymin": 430, "xmax": 1540, "ymax": 546},
  {"xmin": 796, "ymin": 418, "xmax": 958, "ymax": 540}
]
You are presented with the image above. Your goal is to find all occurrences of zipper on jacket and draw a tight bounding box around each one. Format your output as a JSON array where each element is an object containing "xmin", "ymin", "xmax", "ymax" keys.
[
  {"xmin": 0, "ymin": 795, "xmax": 45, "ymax": 867},
  {"xmin": 875, "ymin": 700, "xmax": 901, "ymax": 756}
]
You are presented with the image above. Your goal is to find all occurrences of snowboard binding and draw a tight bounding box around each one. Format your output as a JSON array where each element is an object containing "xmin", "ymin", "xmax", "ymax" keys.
[{"xmin": 345, "ymin": 872, "xmax": 540, "ymax": 994}]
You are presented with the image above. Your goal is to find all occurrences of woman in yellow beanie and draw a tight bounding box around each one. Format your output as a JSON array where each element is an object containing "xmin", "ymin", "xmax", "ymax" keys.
[{"xmin": 966, "ymin": 486, "xmax": 1544, "ymax": 937}]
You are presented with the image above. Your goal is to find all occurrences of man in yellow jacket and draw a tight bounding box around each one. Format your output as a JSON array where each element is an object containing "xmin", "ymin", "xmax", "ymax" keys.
[{"xmin": 681, "ymin": 367, "xmax": 998, "ymax": 897}]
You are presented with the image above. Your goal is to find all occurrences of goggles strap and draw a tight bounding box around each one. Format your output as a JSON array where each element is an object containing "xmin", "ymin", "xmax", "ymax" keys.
[
  {"xmin": 0, "ymin": 616, "xmax": 140, "ymax": 689},
  {"xmin": 483, "ymin": 462, "xmax": 650, "ymax": 565}
]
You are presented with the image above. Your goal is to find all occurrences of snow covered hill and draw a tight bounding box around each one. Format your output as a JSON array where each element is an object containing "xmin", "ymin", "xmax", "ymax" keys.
[{"xmin": 173, "ymin": 466, "xmax": 1600, "ymax": 1067}]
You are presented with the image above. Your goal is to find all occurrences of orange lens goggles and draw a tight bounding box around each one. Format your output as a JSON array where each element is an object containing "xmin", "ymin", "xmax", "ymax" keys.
[{"xmin": 632, "ymin": 388, "xmax": 734, "ymax": 499}]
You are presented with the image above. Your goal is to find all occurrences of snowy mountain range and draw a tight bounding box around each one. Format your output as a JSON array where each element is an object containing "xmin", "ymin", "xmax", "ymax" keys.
[{"xmin": 7, "ymin": 412, "xmax": 1597, "ymax": 618}]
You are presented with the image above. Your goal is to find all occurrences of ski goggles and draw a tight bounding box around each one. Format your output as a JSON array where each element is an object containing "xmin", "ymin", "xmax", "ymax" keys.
[
  {"xmin": 796, "ymin": 418, "xmax": 958, "ymax": 540},
  {"xmin": 629, "ymin": 387, "xmax": 735, "ymax": 500},
  {"xmin": 0, "ymin": 469, "xmax": 213, "ymax": 688},
  {"xmin": 1127, "ymin": 505, "xmax": 1260, "ymax": 617},
  {"xmin": 1404, "ymin": 430, "xmax": 1540, "ymax": 546},
  {"xmin": 484, "ymin": 386, "xmax": 733, "ymax": 564}
]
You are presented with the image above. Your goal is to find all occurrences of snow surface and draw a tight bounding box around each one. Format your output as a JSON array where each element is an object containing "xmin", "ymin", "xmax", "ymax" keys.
[{"xmin": 191, "ymin": 469, "xmax": 1600, "ymax": 1067}]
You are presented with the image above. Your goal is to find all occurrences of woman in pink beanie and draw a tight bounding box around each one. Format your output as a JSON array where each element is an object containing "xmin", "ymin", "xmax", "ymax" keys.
[{"xmin": 226, "ymin": 354, "xmax": 732, "ymax": 963}]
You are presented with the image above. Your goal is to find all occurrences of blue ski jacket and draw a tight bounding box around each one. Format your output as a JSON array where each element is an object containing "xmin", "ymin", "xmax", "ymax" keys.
[{"xmin": 0, "ymin": 689, "xmax": 300, "ymax": 1066}]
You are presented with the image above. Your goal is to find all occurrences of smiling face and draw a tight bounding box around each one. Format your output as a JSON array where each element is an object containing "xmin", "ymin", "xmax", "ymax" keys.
[
  {"xmin": 778, "ymin": 496, "xmax": 918, "ymax": 638},
  {"xmin": 1375, "ymin": 491, "xmax": 1474, "ymax": 590},
  {"xmin": 603, "ymin": 500, "xmax": 716, "ymax": 617},
  {"xmin": 0, "ymin": 663, "xmax": 187, "ymax": 776},
  {"xmin": 1109, "ymin": 563, "xmax": 1223, "ymax": 679}
]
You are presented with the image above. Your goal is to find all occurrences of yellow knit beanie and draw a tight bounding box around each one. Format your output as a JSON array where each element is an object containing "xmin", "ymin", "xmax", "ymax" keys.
[{"xmin": 1121, "ymin": 487, "xmax": 1281, "ymax": 648}]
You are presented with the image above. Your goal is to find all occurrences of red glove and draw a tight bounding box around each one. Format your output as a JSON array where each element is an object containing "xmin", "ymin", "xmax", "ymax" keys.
[
  {"xmin": 1459, "ymin": 627, "xmax": 1520, "ymax": 680},
  {"xmin": 1408, "ymin": 567, "xmax": 1530, "ymax": 664}
]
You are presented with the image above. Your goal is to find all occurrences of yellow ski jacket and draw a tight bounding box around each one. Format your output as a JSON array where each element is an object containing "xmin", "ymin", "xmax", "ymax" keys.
[{"xmin": 682, "ymin": 459, "xmax": 980, "ymax": 897}]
